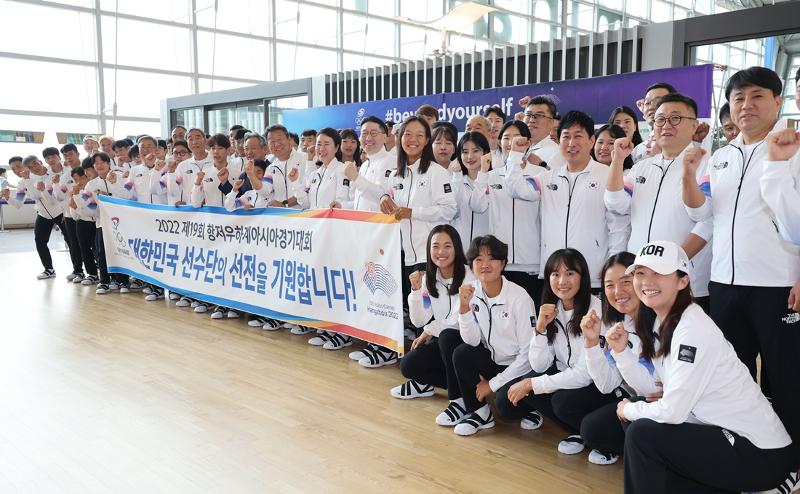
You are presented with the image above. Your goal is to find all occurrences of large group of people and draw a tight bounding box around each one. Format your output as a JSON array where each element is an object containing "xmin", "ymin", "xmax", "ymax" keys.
[{"xmin": 2, "ymin": 64, "xmax": 800, "ymax": 493}]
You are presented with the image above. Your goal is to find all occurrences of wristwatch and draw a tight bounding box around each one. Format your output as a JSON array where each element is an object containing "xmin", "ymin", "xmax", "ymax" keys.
[
  {"xmin": 282, "ymin": 199, "xmax": 289, "ymax": 207},
  {"xmin": 539, "ymin": 161, "xmax": 548, "ymax": 168}
]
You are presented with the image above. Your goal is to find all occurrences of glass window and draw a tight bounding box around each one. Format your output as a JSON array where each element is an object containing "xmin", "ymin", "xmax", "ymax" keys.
[
  {"xmin": 0, "ymin": 115, "xmax": 101, "ymax": 164},
  {"xmin": 172, "ymin": 108, "xmax": 204, "ymax": 131},
  {"xmin": 533, "ymin": 21, "xmax": 560, "ymax": 43},
  {"xmin": 198, "ymin": 78, "xmax": 258, "ymax": 93},
  {"xmin": 342, "ymin": 0, "xmax": 395, "ymax": 17},
  {"xmin": 268, "ymin": 95, "xmax": 308, "ymax": 127},
  {"xmin": 343, "ymin": 53, "xmax": 396, "ymax": 72},
  {"xmin": 597, "ymin": 8, "xmax": 622, "ymax": 32},
  {"xmin": 625, "ymin": 0, "xmax": 647, "ymax": 18},
  {"xmin": 104, "ymin": 69, "xmax": 192, "ymax": 118},
  {"xmin": 495, "ymin": 0, "xmax": 531, "ymax": 15},
  {"xmin": 195, "ymin": 0, "xmax": 269, "ymax": 36},
  {"xmin": 493, "ymin": 13, "xmax": 530, "ymax": 45},
  {"xmin": 651, "ymin": 1, "xmax": 672, "ymax": 21},
  {"xmin": 400, "ymin": 25, "xmax": 441, "ymax": 60},
  {"xmin": 207, "ymin": 103, "xmax": 264, "ymax": 135},
  {"xmin": 103, "ymin": 119, "xmax": 162, "ymax": 140},
  {"xmin": 533, "ymin": 0, "xmax": 560, "ymax": 22},
  {"xmin": 0, "ymin": 58, "xmax": 97, "ymax": 114},
  {"xmin": 101, "ymin": 16, "xmax": 192, "ymax": 72},
  {"xmin": 401, "ymin": 0, "xmax": 444, "ymax": 21},
  {"xmin": 196, "ymin": 31, "xmax": 271, "ymax": 81},
  {"xmin": 275, "ymin": 43, "xmax": 339, "ymax": 81},
  {"xmin": 598, "ymin": 0, "xmax": 623, "ymax": 11},
  {"xmin": 567, "ymin": 1, "xmax": 594, "ymax": 31},
  {"xmin": 447, "ymin": 34, "xmax": 489, "ymax": 54},
  {"xmin": 343, "ymin": 14, "xmax": 397, "ymax": 58},
  {"xmin": 275, "ymin": 1, "xmax": 339, "ymax": 48},
  {"xmin": 0, "ymin": 1, "xmax": 96, "ymax": 62},
  {"xmin": 99, "ymin": 0, "xmax": 191, "ymax": 23}
]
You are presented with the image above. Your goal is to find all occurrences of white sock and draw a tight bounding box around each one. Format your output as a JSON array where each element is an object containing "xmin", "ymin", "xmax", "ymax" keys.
[
  {"xmin": 451, "ymin": 397, "xmax": 465, "ymax": 408},
  {"xmin": 475, "ymin": 404, "xmax": 491, "ymax": 420}
]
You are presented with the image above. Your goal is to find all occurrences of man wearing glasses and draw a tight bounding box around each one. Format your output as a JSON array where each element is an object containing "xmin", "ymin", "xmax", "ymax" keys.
[
  {"xmin": 605, "ymin": 92, "xmax": 713, "ymax": 312},
  {"xmin": 521, "ymin": 95, "xmax": 561, "ymax": 169}
]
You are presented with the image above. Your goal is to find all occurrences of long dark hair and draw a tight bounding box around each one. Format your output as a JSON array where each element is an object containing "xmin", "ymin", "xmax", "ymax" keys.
[
  {"xmin": 541, "ymin": 248, "xmax": 592, "ymax": 343},
  {"xmin": 396, "ymin": 116, "xmax": 435, "ymax": 177},
  {"xmin": 593, "ymin": 124, "xmax": 634, "ymax": 170},
  {"xmin": 456, "ymin": 132, "xmax": 491, "ymax": 175},
  {"xmin": 635, "ymin": 271, "xmax": 693, "ymax": 360},
  {"xmin": 608, "ymin": 106, "xmax": 643, "ymax": 147},
  {"xmin": 425, "ymin": 225, "xmax": 467, "ymax": 298},
  {"xmin": 317, "ymin": 127, "xmax": 343, "ymax": 163},
  {"xmin": 600, "ymin": 252, "xmax": 637, "ymax": 327},
  {"xmin": 338, "ymin": 128, "xmax": 362, "ymax": 167}
]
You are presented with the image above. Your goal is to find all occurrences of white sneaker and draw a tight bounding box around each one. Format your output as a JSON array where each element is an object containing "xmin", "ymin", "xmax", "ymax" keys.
[
  {"xmin": 291, "ymin": 325, "xmax": 314, "ymax": 335},
  {"xmin": 248, "ymin": 317, "xmax": 267, "ymax": 327},
  {"xmin": 142, "ymin": 285, "xmax": 153, "ymax": 295},
  {"xmin": 323, "ymin": 333, "xmax": 353, "ymax": 350},
  {"xmin": 390, "ymin": 380, "xmax": 435, "ymax": 400},
  {"xmin": 436, "ymin": 400, "xmax": 468, "ymax": 426},
  {"xmin": 520, "ymin": 410, "xmax": 544, "ymax": 430},
  {"xmin": 128, "ymin": 279, "xmax": 146, "ymax": 290},
  {"xmin": 175, "ymin": 297, "xmax": 192, "ymax": 308},
  {"xmin": 95, "ymin": 283, "xmax": 110, "ymax": 295},
  {"xmin": 359, "ymin": 346, "xmax": 398, "ymax": 368},
  {"xmin": 308, "ymin": 332, "xmax": 331, "ymax": 346},
  {"xmin": 108, "ymin": 282, "xmax": 119, "ymax": 291},
  {"xmin": 558, "ymin": 435, "xmax": 585, "ymax": 455},
  {"xmin": 281, "ymin": 322, "xmax": 298, "ymax": 330},
  {"xmin": 118, "ymin": 283, "xmax": 130, "ymax": 294},
  {"xmin": 454, "ymin": 409, "xmax": 495, "ymax": 436},
  {"xmin": 226, "ymin": 310, "xmax": 239, "ymax": 319},
  {"xmin": 194, "ymin": 304, "xmax": 208, "ymax": 313},
  {"xmin": 81, "ymin": 275, "xmax": 99, "ymax": 285},
  {"xmin": 190, "ymin": 300, "xmax": 200, "ymax": 308},
  {"xmin": 210, "ymin": 307, "xmax": 226, "ymax": 319},
  {"xmin": 144, "ymin": 292, "xmax": 163, "ymax": 302},
  {"xmin": 168, "ymin": 292, "xmax": 181, "ymax": 301},
  {"xmin": 66, "ymin": 272, "xmax": 79, "ymax": 282},
  {"xmin": 37, "ymin": 269, "xmax": 56, "ymax": 280},
  {"xmin": 262, "ymin": 319, "xmax": 283, "ymax": 331},
  {"xmin": 71, "ymin": 273, "xmax": 85, "ymax": 284},
  {"xmin": 348, "ymin": 349, "xmax": 366, "ymax": 361},
  {"xmin": 588, "ymin": 449, "xmax": 619, "ymax": 465}
]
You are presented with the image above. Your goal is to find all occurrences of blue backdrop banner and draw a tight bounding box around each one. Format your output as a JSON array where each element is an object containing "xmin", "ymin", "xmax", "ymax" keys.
[{"xmin": 283, "ymin": 64, "xmax": 714, "ymax": 132}]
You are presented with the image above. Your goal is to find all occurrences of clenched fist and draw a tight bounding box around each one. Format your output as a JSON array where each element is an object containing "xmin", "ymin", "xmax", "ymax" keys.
[
  {"xmin": 766, "ymin": 128, "xmax": 800, "ymax": 162},
  {"xmin": 409, "ymin": 270, "xmax": 423, "ymax": 291},
  {"xmin": 580, "ymin": 308, "xmax": 602, "ymax": 347},
  {"xmin": 459, "ymin": 284, "xmax": 476, "ymax": 314},
  {"xmin": 536, "ymin": 303, "xmax": 557, "ymax": 334}
]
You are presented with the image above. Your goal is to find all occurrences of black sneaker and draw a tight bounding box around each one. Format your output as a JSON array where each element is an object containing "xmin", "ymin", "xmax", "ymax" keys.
[
  {"xmin": 81, "ymin": 275, "xmax": 99, "ymax": 285},
  {"xmin": 96, "ymin": 283, "xmax": 110, "ymax": 295},
  {"xmin": 37, "ymin": 269, "xmax": 56, "ymax": 280},
  {"xmin": 118, "ymin": 283, "xmax": 130, "ymax": 294}
]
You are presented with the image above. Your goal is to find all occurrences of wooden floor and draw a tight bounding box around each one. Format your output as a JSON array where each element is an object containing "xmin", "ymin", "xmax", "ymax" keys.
[{"xmin": 0, "ymin": 229, "xmax": 624, "ymax": 494}]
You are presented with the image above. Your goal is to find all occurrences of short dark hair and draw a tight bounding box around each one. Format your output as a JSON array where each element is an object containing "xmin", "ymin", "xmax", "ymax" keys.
[
  {"xmin": 81, "ymin": 156, "xmax": 95, "ymax": 169},
  {"xmin": 70, "ymin": 166, "xmax": 86, "ymax": 179},
  {"xmin": 253, "ymin": 159, "xmax": 268, "ymax": 173},
  {"xmin": 172, "ymin": 139, "xmax": 189, "ymax": 151},
  {"xmin": 125, "ymin": 138, "xmax": 135, "ymax": 147},
  {"xmin": 431, "ymin": 121, "xmax": 458, "ymax": 143},
  {"xmin": 128, "ymin": 145, "xmax": 140, "ymax": 159},
  {"xmin": 456, "ymin": 132, "xmax": 491, "ymax": 175},
  {"xmin": 207, "ymin": 133, "xmax": 231, "ymax": 149},
  {"xmin": 725, "ymin": 66, "xmax": 782, "ymax": 100},
  {"xmin": 385, "ymin": 120, "xmax": 395, "ymax": 129},
  {"xmin": 526, "ymin": 95, "xmax": 557, "ymax": 118},
  {"xmin": 93, "ymin": 152, "xmax": 112, "ymax": 164},
  {"xmin": 301, "ymin": 129, "xmax": 317, "ymax": 138},
  {"xmin": 592, "ymin": 124, "xmax": 632, "ymax": 169},
  {"xmin": 558, "ymin": 110, "xmax": 595, "ymax": 139},
  {"xmin": 360, "ymin": 115, "xmax": 388, "ymax": 134},
  {"xmin": 645, "ymin": 82, "xmax": 677, "ymax": 95},
  {"xmin": 718, "ymin": 102, "xmax": 732, "ymax": 124},
  {"xmin": 795, "ymin": 66, "xmax": 800, "ymax": 85},
  {"xmin": 316, "ymin": 127, "xmax": 342, "ymax": 162},
  {"xmin": 229, "ymin": 124, "xmax": 245, "ymax": 132},
  {"xmin": 157, "ymin": 139, "xmax": 167, "ymax": 149},
  {"xmin": 60, "ymin": 143, "xmax": 78, "ymax": 154},
  {"xmin": 416, "ymin": 104, "xmax": 439, "ymax": 121},
  {"xmin": 498, "ymin": 120, "xmax": 531, "ymax": 140},
  {"xmin": 172, "ymin": 125, "xmax": 187, "ymax": 132},
  {"xmin": 8, "ymin": 156, "xmax": 22, "ymax": 165},
  {"xmin": 484, "ymin": 105, "xmax": 506, "ymax": 121},
  {"xmin": 289, "ymin": 133, "xmax": 300, "ymax": 146},
  {"xmin": 234, "ymin": 128, "xmax": 249, "ymax": 141},
  {"xmin": 655, "ymin": 92, "xmax": 698, "ymax": 116},
  {"xmin": 0, "ymin": 168, "xmax": 6, "ymax": 175},
  {"xmin": 466, "ymin": 235, "xmax": 508, "ymax": 268},
  {"xmin": 42, "ymin": 147, "xmax": 60, "ymax": 159},
  {"xmin": 265, "ymin": 124, "xmax": 290, "ymax": 138},
  {"xmin": 112, "ymin": 139, "xmax": 130, "ymax": 150}
]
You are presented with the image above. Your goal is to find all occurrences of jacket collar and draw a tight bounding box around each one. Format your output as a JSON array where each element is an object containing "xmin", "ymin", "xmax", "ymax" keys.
[{"xmin": 556, "ymin": 159, "xmax": 599, "ymax": 179}]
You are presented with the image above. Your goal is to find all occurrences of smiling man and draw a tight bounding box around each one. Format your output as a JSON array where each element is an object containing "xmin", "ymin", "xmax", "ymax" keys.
[
  {"xmin": 605, "ymin": 93, "xmax": 712, "ymax": 311},
  {"xmin": 682, "ymin": 67, "xmax": 800, "ymax": 466}
]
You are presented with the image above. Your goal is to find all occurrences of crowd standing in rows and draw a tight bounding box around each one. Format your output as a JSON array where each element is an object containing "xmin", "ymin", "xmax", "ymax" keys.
[{"xmin": 3, "ymin": 65, "xmax": 800, "ymax": 494}]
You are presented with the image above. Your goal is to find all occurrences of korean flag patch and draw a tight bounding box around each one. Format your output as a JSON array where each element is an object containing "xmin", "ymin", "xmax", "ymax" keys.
[
  {"xmin": 678, "ymin": 344, "xmax": 697, "ymax": 363},
  {"xmin": 443, "ymin": 183, "xmax": 452, "ymax": 193}
]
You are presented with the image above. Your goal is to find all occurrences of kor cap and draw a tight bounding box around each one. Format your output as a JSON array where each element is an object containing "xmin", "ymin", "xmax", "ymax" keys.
[{"xmin": 626, "ymin": 240, "xmax": 692, "ymax": 277}]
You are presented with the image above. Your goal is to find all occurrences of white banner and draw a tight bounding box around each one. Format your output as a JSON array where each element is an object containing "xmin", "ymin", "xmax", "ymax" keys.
[{"xmin": 98, "ymin": 196, "xmax": 405, "ymax": 354}]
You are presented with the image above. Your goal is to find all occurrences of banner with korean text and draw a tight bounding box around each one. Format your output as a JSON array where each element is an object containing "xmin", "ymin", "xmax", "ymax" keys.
[{"xmin": 98, "ymin": 196, "xmax": 405, "ymax": 354}]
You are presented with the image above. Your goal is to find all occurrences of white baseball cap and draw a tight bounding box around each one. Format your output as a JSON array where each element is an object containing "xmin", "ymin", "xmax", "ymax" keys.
[
  {"xmin": 625, "ymin": 240, "xmax": 692, "ymax": 277},
  {"xmin": 83, "ymin": 135, "xmax": 98, "ymax": 143}
]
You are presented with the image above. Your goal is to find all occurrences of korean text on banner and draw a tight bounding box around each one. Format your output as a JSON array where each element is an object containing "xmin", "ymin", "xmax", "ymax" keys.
[{"xmin": 97, "ymin": 195, "xmax": 405, "ymax": 354}]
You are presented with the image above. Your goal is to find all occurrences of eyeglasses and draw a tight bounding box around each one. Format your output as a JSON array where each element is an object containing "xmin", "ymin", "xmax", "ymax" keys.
[
  {"xmin": 653, "ymin": 115, "xmax": 697, "ymax": 127},
  {"xmin": 523, "ymin": 112, "xmax": 552, "ymax": 121},
  {"xmin": 173, "ymin": 149, "xmax": 190, "ymax": 156},
  {"xmin": 361, "ymin": 130, "xmax": 385, "ymax": 138}
]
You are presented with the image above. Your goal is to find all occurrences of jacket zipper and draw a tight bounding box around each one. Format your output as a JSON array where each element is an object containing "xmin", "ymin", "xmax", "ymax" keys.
[
  {"xmin": 646, "ymin": 158, "xmax": 676, "ymax": 242},
  {"xmin": 728, "ymin": 142, "xmax": 762, "ymax": 285}
]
